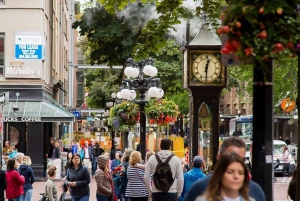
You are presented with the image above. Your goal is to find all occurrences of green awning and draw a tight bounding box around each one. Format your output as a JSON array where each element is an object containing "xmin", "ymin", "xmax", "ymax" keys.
[{"xmin": 2, "ymin": 102, "xmax": 75, "ymax": 122}]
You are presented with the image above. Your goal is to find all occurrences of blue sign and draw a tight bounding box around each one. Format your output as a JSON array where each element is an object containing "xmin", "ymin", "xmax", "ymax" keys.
[
  {"xmin": 15, "ymin": 32, "xmax": 44, "ymax": 60},
  {"xmin": 72, "ymin": 111, "xmax": 81, "ymax": 119},
  {"xmin": 15, "ymin": 44, "xmax": 43, "ymax": 59}
]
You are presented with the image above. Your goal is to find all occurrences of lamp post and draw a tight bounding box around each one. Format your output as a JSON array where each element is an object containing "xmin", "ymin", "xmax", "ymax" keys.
[
  {"xmin": 106, "ymin": 93, "xmax": 116, "ymax": 150},
  {"xmin": 117, "ymin": 58, "xmax": 163, "ymax": 159}
]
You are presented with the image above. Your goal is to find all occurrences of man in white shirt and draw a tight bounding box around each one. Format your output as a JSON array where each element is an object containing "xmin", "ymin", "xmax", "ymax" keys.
[
  {"xmin": 144, "ymin": 138, "xmax": 184, "ymax": 201},
  {"xmin": 82, "ymin": 140, "xmax": 93, "ymax": 175}
]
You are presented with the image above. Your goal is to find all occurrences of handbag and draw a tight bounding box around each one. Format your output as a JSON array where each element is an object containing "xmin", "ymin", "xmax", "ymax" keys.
[{"xmin": 39, "ymin": 194, "xmax": 47, "ymax": 201}]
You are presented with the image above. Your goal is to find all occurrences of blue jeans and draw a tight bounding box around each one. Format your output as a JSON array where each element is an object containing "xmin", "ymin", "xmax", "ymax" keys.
[
  {"xmin": 96, "ymin": 194, "xmax": 110, "ymax": 201},
  {"xmin": 9, "ymin": 196, "xmax": 21, "ymax": 201},
  {"xmin": 21, "ymin": 189, "xmax": 33, "ymax": 201},
  {"xmin": 92, "ymin": 157, "xmax": 98, "ymax": 176},
  {"xmin": 121, "ymin": 194, "xmax": 131, "ymax": 201},
  {"xmin": 71, "ymin": 195, "xmax": 90, "ymax": 201}
]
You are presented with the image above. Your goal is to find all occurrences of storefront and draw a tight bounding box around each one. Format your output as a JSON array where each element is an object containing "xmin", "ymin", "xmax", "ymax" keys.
[{"xmin": 2, "ymin": 101, "xmax": 74, "ymax": 179}]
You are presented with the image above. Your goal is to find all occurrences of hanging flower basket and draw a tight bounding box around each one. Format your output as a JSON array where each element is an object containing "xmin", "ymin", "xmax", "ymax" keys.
[
  {"xmin": 146, "ymin": 98, "xmax": 180, "ymax": 126},
  {"xmin": 108, "ymin": 101, "xmax": 140, "ymax": 130},
  {"xmin": 218, "ymin": 1, "xmax": 300, "ymax": 64}
]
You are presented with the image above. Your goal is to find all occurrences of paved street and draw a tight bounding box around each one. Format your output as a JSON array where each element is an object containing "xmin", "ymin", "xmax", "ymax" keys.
[{"xmin": 29, "ymin": 177, "xmax": 290, "ymax": 201}]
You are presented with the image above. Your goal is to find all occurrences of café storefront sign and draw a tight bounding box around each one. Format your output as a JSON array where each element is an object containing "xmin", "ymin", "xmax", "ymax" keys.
[{"xmin": 4, "ymin": 117, "xmax": 41, "ymax": 122}]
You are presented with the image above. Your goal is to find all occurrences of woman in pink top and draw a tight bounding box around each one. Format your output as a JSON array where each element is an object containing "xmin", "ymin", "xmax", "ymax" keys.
[{"xmin": 281, "ymin": 146, "xmax": 290, "ymax": 182}]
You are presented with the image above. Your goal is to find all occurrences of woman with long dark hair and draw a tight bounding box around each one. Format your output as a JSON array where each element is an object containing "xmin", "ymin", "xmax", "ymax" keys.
[
  {"xmin": 66, "ymin": 153, "xmax": 91, "ymax": 201},
  {"xmin": 5, "ymin": 159, "xmax": 25, "ymax": 201},
  {"xmin": 195, "ymin": 152, "xmax": 253, "ymax": 201},
  {"xmin": 287, "ymin": 168, "xmax": 297, "ymax": 201}
]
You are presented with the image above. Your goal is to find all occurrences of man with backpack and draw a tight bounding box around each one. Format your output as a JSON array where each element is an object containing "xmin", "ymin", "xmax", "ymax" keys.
[{"xmin": 144, "ymin": 138, "xmax": 184, "ymax": 201}]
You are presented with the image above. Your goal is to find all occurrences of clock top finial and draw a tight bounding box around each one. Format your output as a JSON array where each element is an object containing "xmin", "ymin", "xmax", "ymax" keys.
[{"xmin": 189, "ymin": 13, "xmax": 221, "ymax": 46}]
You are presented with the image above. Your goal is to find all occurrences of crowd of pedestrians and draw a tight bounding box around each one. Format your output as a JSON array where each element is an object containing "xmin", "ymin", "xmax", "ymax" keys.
[{"xmin": 1, "ymin": 136, "xmax": 298, "ymax": 201}]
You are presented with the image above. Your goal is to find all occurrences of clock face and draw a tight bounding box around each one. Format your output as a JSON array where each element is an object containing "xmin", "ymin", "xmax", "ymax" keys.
[
  {"xmin": 189, "ymin": 50, "xmax": 225, "ymax": 86},
  {"xmin": 192, "ymin": 54, "xmax": 221, "ymax": 82}
]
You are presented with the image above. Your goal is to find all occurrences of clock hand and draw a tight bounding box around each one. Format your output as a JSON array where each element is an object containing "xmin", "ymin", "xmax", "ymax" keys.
[{"xmin": 205, "ymin": 60, "xmax": 210, "ymax": 80}]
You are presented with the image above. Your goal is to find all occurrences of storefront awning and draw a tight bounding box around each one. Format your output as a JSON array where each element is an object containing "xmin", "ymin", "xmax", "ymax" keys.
[{"xmin": 2, "ymin": 102, "xmax": 75, "ymax": 122}]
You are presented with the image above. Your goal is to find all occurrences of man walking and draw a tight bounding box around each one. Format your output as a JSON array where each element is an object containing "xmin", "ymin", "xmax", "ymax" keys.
[
  {"xmin": 82, "ymin": 140, "xmax": 93, "ymax": 175},
  {"xmin": 179, "ymin": 156, "xmax": 206, "ymax": 201},
  {"xmin": 90, "ymin": 139, "xmax": 104, "ymax": 177},
  {"xmin": 144, "ymin": 138, "xmax": 183, "ymax": 201},
  {"xmin": 183, "ymin": 137, "xmax": 265, "ymax": 201}
]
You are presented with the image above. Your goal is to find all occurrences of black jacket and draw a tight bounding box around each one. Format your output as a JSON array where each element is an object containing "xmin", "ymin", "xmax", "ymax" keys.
[
  {"xmin": 91, "ymin": 143, "xmax": 104, "ymax": 158},
  {"xmin": 66, "ymin": 165, "xmax": 91, "ymax": 198},
  {"xmin": 52, "ymin": 147, "xmax": 61, "ymax": 159},
  {"xmin": 0, "ymin": 169, "xmax": 5, "ymax": 190}
]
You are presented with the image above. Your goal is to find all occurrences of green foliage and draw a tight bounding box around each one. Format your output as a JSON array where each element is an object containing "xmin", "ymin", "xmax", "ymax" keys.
[
  {"xmin": 166, "ymin": 90, "xmax": 189, "ymax": 115},
  {"xmin": 196, "ymin": 0, "xmax": 227, "ymax": 30},
  {"xmin": 227, "ymin": 57, "xmax": 298, "ymax": 111},
  {"xmin": 85, "ymin": 68, "xmax": 122, "ymax": 108}
]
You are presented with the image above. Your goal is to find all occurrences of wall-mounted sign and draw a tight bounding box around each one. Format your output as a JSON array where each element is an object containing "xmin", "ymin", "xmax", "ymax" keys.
[
  {"xmin": 15, "ymin": 32, "xmax": 45, "ymax": 60},
  {"xmin": 6, "ymin": 60, "xmax": 41, "ymax": 78},
  {"xmin": 4, "ymin": 116, "xmax": 41, "ymax": 122}
]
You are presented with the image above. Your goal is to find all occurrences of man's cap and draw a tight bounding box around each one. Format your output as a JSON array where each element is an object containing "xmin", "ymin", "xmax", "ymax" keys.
[
  {"xmin": 14, "ymin": 152, "xmax": 25, "ymax": 160},
  {"xmin": 193, "ymin": 156, "xmax": 204, "ymax": 168}
]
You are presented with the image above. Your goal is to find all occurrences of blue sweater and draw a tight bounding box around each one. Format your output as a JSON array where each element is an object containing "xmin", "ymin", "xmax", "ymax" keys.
[
  {"xmin": 183, "ymin": 174, "xmax": 265, "ymax": 201},
  {"xmin": 180, "ymin": 168, "xmax": 206, "ymax": 201},
  {"xmin": 19, "ymin": 165, "xmax": 35, "ymax": 191}
]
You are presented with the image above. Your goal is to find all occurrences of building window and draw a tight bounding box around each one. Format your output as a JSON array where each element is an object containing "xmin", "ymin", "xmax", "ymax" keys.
[
  {"xmin": 0, "ymin": 34, "xmax": 4, "ymax": 76},
  {"xmin": 0, "ymin": 0, "xmax": 4, "ymax": 5}
]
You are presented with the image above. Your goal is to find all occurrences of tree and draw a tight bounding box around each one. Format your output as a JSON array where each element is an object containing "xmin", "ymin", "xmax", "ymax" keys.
[
  {"xmin": 97, "ymin": 0, "xmax": 226, "ymax": 59},
  {"xmin": 226, "ymin": 57, "xmax": 298, "ymax": 112}
]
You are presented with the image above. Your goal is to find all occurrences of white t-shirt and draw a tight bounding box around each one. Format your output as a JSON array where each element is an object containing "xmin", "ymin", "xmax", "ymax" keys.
[{"xmin": 222, "ymin": 196, "xmax": 241, "ymax": 201}]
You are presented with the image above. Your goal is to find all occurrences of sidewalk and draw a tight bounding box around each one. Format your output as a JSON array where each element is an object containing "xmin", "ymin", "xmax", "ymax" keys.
[
  {"xmin": 32, "ymin": 177, "xmax": 288, "ymax": 201},
  {"xmin": 32, "ymin": 177, "xmax": 98, "ymax": 201}
]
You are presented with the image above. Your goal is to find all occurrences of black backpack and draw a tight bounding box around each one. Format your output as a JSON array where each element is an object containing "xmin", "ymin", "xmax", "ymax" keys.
[{"xmin": 153, "ymin": 154, "xmax": 174, "ymax": 192}]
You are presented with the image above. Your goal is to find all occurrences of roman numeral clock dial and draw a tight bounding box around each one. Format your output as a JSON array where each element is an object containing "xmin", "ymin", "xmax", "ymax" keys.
[{"xmin": 192, "ymin": 54, "xmax": 221, "ymax": 83}]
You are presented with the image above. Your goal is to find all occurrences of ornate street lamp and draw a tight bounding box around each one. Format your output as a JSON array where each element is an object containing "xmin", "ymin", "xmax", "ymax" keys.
[{"xmin": 117, "ymin": 58, "xmax": 164, "ymax": 159}]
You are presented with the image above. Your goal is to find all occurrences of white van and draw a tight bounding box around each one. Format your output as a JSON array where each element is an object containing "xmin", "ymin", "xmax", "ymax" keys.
[{"xmin": 273, "ymin": 140, "xmax": 288, "ymax": 173}]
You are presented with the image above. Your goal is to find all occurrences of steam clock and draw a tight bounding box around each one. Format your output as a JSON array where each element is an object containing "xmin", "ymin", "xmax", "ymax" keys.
[{"xmin": 182, "ymin": 20, "xmax": 227, "ymax": 168}]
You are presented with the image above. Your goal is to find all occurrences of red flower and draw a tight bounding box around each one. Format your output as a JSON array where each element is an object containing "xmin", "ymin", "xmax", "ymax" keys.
[
  {"xmin": 244, "ymin": 47, "xmax": 252, "ymax": 56},
  {"xmin": 257, "ymin": 30, "xmax": 267, "ymax": 39},
  {"xmin": 113, "ymin": 166, "xmax": 122, "ymax": 173}
]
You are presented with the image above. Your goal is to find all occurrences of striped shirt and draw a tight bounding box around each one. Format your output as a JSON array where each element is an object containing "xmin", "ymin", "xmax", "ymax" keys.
[{"xmin": 125, "ymin": 165, "xmax": 148, "ymax": 198}]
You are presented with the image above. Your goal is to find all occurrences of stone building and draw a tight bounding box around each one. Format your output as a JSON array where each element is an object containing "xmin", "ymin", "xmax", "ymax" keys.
[{"xmin": 0, "ymin": 0, "xmax": 78, "ymax": 179}]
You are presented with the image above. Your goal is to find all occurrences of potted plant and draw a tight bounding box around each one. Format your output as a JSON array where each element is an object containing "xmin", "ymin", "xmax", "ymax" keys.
[
  {"xmin": 108, "ymin": 101, "xmax": 140, "ymax": 130},
  {"xmin": 146, "ymin": 98, "xmax": 180, "ymax": 126}
]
